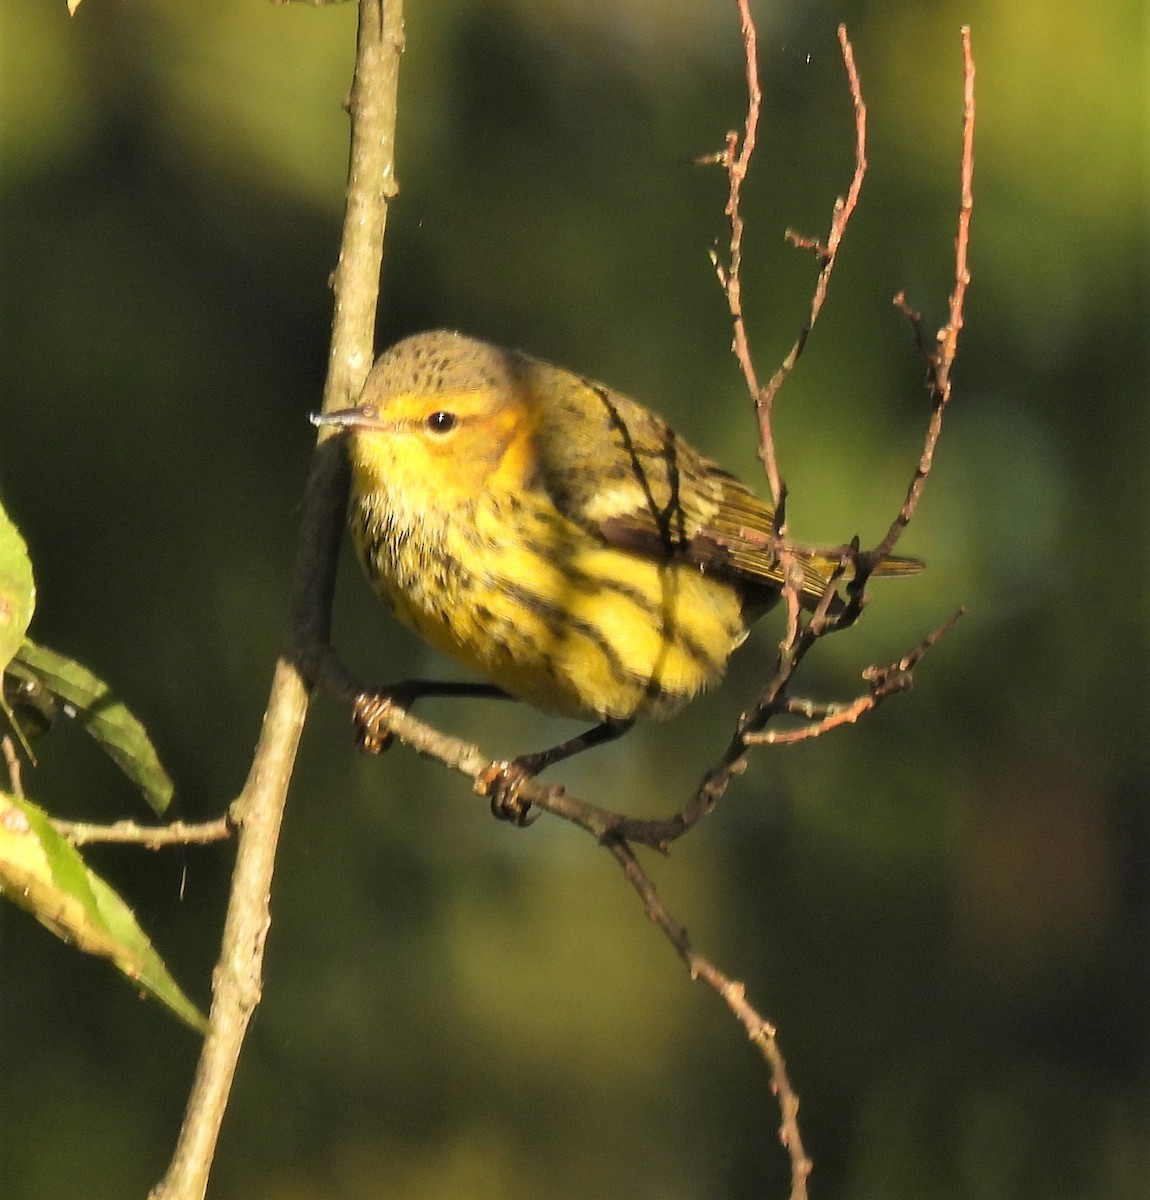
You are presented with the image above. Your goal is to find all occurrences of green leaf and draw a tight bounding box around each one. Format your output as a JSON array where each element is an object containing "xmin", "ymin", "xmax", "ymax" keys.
[
  {"xmin": 0, "ymin": 791, "xmax": 209, "ymax": 1033},
  {"xmin": 12, "ymin": 640, "xmax": 174, "ymax": 815},
  {"xmin": 0, "ymin": 500, "xmax": 35, "ymax": 675}
]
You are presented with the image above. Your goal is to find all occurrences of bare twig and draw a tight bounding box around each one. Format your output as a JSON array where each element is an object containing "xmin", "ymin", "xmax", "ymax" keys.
[
  {"xmin": 148, "ymin": 3, "xmax": 404, "ymax": 1198},
  {"xmin": 641, "ymin": 548, "xmax": 853, "ymax": 844},
  {"xmin": 866, "ymin": 26, "xmax": 975, "ymax": 570},
  {"xmin": 748, "ymin": 606, "xmax": 966, "ymax": 744},
  {"xmin": 52, "ymin": 817, "xmax": 232, "ymax": 849},
  {"xmin": 316, "ymin": 574, "xmax": 955, "ymax": 855},
  {"xmin": 702, "ymin": 20, "xmax": 873, "ymax": 779},
  {"xmin": 706, "ymin": 21, "xmax": 869, "ymax": 523},
  {"xmin": 685, "ymin": 24, "xmax": 974, "ymax": 830},
  {"xmin": 607, "ymin": 839, "xmax": 811, "ymax": 1199},
  {"xmin": 705, "ymin": 0, "xmax": 773, "ymax": 498},
  {"xmin": 763, "ymin": 26, "xmax": 868, "ymax": 423}
]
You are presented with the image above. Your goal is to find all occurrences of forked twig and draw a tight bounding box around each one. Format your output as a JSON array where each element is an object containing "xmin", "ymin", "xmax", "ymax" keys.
[
  {"xmin": 680, "ymin": 23, "xmax": 976, "ymax": 835},
  {"xmin": 866, "ymin": 25, "xmax": 975, "ymax": 570},
  {"xmin": 765, "ymin": 26, "xmax": 868, "ymax": 422},
  {"xmin": 748, "ymin": 606, "xmax": 966, "ymax": 745},
  {"xmin": 707, "ymin": 20, "xmax": 869, "ymax": 516}
]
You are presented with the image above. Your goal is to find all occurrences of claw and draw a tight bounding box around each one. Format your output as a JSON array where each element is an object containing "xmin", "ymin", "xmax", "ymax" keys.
[
  {"xmin": 475, "ymin": 761, "xmax": 538, "ymax": 826},
  {"xmin": 353, "ymin": 693, "xmax": 396, "ymax": 755}
]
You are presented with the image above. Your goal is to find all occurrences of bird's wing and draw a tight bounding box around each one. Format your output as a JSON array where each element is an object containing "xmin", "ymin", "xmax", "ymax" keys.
[
  {"xmin": 596, "ymin": 467, "xmax": 836, "ymax": 603},
  {"xmin": 524, "ymin": 363, "xmax": 833, "ymax": 603}
]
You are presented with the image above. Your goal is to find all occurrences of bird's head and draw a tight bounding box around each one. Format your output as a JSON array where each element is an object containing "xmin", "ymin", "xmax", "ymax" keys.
[{"xmin": 313, "ymin": 330, "xmax": 539, "ymax": 504}]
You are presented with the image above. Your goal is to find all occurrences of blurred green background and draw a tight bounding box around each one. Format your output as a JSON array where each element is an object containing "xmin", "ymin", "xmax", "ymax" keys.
[{"xmin": 1, "ymin": 0, "xmax": 1145, "ymax": 1197}]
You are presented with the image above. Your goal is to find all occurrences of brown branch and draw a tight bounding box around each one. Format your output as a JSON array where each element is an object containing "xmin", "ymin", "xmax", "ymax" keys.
[
  {"xmin": 52, "ymin": 817, "xmax": 232, "ymax": 849},
  {"xmin": 748, "ymin": 606, "xmax": 966, "ymax": 745},
  {"xmin": 633, "ymin": 549, "xmax": 854, "ymax": 843},
  {"xmin": 762, "ymin": 26, "xmax": 868, "ymax": 422},
  {"xmin": 329, "ymin": 581, "xmax": 952, "ymax": 852},
  {"xmin": 307, "ymin": 566, "xmax": 950, "ymax": 1199},
  {"xmin": 607, "ymin": 839, "xmax": 811, "ymax": 1200},
  {"xmin": 638, "ymin": 27, "xmax": 975, "ymax": 841},
  {"xmin": 706, "ymin": 22, "xmax": 869, "ymax": 521},
  {"xmin": 865, "ymin": 26, "xmax": 975, "ymax": 570},
  {"xmin": 148, "ymin": 3, "xmax": 404, "ymax": 1198},
  {"xmin": 939, "ymin": 26, "xmax": 976, "ymax": 375},
  {"xmin": 705, "ymin": 0, "xmax": 774, "ymax": 499},
  {"xmin": 321, "ymin": 669, "xmax": 672, "ymax": 848},
  {"xmin": 703, "ymin": 20, "xmax": 870, "ymax": 724}
]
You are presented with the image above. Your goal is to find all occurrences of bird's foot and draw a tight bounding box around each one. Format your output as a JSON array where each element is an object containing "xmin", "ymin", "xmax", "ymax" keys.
[
  {"xmin": 352, "ymin": 691, "xmax": 399, "ymax": 754},
  {"xmin": 475, "ymin": 758, "xmax": 558, "ymax": 827},
  {"xmin": 353, "ymin": 680, "xmax": 442, "ymax": 753}
]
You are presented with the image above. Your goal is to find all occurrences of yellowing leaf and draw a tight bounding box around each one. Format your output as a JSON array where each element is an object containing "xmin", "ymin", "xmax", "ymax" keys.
[{"xmin": 0, "ymin": 791, "xmax": 209, "ymax": 1033}]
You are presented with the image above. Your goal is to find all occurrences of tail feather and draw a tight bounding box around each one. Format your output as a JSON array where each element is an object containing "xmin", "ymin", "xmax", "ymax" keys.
[
  {"xmin": 806, "ymin": 551, "xmax": 924, "ymax": 579},
  {"xmin": 868, "ymin": 553, "xmax": 925, "ymax": 577}
]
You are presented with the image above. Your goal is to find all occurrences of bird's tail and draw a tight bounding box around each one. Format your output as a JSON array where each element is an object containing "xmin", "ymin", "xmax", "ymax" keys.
[
  {"xmin": 865, "ymin": 552, "xmax": 925, "ymax": 577},
  {"xmin": 792, "ymin": 548, "xmax": 924, "ymax": 609}
]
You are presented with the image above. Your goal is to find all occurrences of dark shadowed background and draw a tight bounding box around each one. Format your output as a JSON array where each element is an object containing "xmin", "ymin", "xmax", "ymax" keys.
[{"xmin": 1, "ymin": 1, "xmax": 1146, "ymax": 1197}]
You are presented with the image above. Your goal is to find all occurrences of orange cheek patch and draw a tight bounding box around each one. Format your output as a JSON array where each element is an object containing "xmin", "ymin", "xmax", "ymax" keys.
[{"xmin": 485, "ymin": 406, "xmax": 537, "ymax": 490}]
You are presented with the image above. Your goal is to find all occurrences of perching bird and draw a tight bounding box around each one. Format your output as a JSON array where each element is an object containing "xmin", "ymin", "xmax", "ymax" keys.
[{"xmin": 315, "ymin": 330, "xmax": 920, "ymax": 819}]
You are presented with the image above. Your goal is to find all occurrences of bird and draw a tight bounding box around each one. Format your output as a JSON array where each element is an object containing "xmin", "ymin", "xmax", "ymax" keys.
[{"xmin": 314, "ymin": 329, "xmax": 921, "ymax": 821}]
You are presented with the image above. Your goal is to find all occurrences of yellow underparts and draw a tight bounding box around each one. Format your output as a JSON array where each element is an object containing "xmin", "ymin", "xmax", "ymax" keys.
[{"xmin": 354, "ymin": 486, "xmax": 748, "ymax": 723}]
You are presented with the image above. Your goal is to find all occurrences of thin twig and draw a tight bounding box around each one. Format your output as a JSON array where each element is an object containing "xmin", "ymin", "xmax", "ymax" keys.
[
  {"xmin": 324, "ymin": 667, "xmax": 671, "ymax": 848},
  {"xmin": 866, "ymin": 26, "xmax": 975, "ymax": 569},
  {"xmin": 653, "ymin": 24, "xmax": 976, "ymax": 845},
  {"xmin": 704, "ymin": 19, "xmax": 871, "ymax": 727},
  {"xmin": 653, "ymin": 549, "xmax": 854, "ymax": 841},
  {"xmin": 761, "ymin": 26, "xmax": 868, "ymax": 428},
  {"xmin": 52, "ymin": 817, "xmax": 232, "ymax": 849},
  {"xmin": 607, "ymin": 839, "xmax": 811, "ymax": 1200},
  {"xmin": 148, "ymin": 3, "xmax": 404, "ymax": 1198},
  {"xmin": 705, "ymin": 0, "xmax": 772, "ymax": 498},
  {"xmin": 328, "ymin": 583, "xmax": 951, "ymax": 858},
  {"xmin": 749, "ymin": 606, "xmax": 966, "ymax": 744}
]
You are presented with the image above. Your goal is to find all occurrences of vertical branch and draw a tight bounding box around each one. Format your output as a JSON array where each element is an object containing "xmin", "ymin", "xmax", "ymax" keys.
[
  {"xmin": 320, "ymin": 0, "xmax": 403, "ymax": 418},
  {"xmin": 763, "ymin": 26, "xmax": 867, "ymax": 410},
  {"xmin": 938, "ymin": 26, "xmax": 975, "ymax": 376},
  {"xmin": 707, "ymin": 0, "xmax": 776, "ymax": 502},
  {"xmin": 693, "ymin": 19, "xmax": 873, "ymax": 825},
  {"xmin": 148, "ymin": 3, "xmax": 403, "ymax": 1198},
  {"xmin": 870, "ymin": 25, "xmax": 975, "ymax": 566},
  {"xmin": 709, "ymin": 22, "xmax": 870, "ymax": 520}
]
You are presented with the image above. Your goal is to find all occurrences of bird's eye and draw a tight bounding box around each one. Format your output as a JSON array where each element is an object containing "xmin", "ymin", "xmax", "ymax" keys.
[{"xmin": 425, "ymin": 411, "xmax": 457, "ymax": 434}]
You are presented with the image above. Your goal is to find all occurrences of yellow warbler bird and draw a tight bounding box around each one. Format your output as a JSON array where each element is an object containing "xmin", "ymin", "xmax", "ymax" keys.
[{"xmin": 315, "ymin": 330, "xmax": 920, "ymax": 820}]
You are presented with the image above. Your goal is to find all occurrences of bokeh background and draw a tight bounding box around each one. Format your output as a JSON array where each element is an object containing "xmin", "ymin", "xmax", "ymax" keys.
[{"xmin": 1, "ymin": 1, "xmax": 1145, "ymax": 1197}]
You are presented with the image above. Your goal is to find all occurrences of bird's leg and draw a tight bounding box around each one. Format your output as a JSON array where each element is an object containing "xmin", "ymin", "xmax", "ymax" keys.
[
  {"xmin": 477, "ymin": 718, "xmax": 635, "ymax": 826},
  {"xmin": 353, "ymin": 681, "xmax": 511, "ymax": 753}
]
